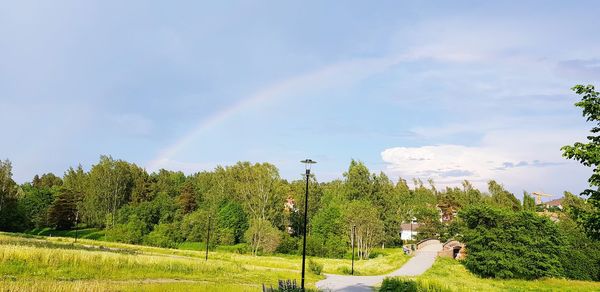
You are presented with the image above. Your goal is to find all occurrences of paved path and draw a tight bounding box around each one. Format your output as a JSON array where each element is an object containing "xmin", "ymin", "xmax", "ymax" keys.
[{"xmin": 316, "ymin": 241, "xmax": 443, "ymax": 292}]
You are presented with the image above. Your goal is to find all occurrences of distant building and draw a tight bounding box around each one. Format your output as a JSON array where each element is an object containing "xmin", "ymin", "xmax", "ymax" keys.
[
  {"xmin": 400, "ymin": 222, "xmax": 420, "ymax": 241},
  {"xmin": 544, "ymin": 198, "xmax": 563, "ymax": 210}
]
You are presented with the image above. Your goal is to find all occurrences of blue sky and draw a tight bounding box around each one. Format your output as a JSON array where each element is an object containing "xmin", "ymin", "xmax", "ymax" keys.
[{"xmin": 2, "ymin": 1, "xmax": 600, "ymax": 197}]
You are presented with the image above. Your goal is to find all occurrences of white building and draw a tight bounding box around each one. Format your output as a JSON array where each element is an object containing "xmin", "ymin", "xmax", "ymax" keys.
[{"xmin": 400, "ymin": 222, "xmax": 420, "ymax": 241}]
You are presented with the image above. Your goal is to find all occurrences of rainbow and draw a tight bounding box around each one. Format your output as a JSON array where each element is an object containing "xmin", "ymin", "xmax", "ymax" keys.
[{"xmin": 146, "ymin": 54, "xmax": 408, "ymax": 171}]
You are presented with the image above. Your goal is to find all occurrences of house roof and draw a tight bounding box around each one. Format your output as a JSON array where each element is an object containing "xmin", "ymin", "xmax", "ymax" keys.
[
  {"xmin": 545, "ymin": 198, "xmax": 563, "ymax": 206},
  {"xmin": 400, "ymin": 223, "xmax": 421, "ymax": 231}
]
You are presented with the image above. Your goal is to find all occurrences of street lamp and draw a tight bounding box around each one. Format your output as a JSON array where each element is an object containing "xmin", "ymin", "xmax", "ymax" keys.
[{"xmin": 300, "ymin": 159, "xmax": 316, "ymax": 291}]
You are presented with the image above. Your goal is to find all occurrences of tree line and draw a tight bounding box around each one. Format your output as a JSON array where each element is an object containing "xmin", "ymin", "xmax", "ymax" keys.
[{"xmin": 0, "ymin": 155, "xmax": 566, "ymax": 259}]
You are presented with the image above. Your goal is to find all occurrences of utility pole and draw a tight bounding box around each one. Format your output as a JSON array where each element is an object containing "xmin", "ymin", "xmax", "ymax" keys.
[{"xmin": 205, "ymin": 215, "xmax": 211, "ymax": 261}]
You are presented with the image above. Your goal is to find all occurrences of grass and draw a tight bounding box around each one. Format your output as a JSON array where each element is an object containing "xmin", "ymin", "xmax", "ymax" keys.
[
  {"xmin": 0, "ymin": 232, "xmax": 408, "ymax": 291},
  {"xmin": 385, "ymin": 257, "xmax": 600, "ymax": 291},
  {"xmin": 26, "ymin": 227, "xmax": 106, "ymax": 240}
]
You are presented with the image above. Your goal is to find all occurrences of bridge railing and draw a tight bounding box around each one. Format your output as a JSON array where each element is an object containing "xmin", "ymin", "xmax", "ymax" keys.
[{"xmin": 416, "ymin": 238, "xmax": 440, "ymax": 250}]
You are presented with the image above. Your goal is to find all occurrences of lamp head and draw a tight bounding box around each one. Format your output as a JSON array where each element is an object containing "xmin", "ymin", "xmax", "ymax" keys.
[{"xmin": 300, "ymin": 159, "xmax": 317, "ymax": 171}]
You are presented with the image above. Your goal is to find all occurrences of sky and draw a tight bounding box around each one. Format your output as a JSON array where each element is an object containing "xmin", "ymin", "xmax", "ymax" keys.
[{"xmin": 1, "ymin": 1, "xmax": 600, "ymax": 198}]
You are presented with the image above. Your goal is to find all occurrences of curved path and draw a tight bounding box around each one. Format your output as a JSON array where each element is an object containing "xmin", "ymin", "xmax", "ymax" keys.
[{"xmin": 316, "ymin": 241, "xmax": 442, "ymax": 291}]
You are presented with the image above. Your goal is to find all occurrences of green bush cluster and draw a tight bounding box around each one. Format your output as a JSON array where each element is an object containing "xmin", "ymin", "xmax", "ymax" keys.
[
  {"xmin": 379, "ymin": 277, "xmax": 418, "ymax": 292},
  {"xmin": 460, "ymin": 204, "xmax": 600, "ymax": 281},
  {"xmin": 308, "ymin": 259, "xmax": 323, "ymax": 275}
]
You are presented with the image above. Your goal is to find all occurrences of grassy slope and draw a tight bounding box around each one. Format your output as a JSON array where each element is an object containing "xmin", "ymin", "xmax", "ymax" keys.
[
  {"xmin": 413, "ymin": 257, "xmax": 600, "ymax": 291},
  {"xmin": 0, "ymin": 232, "xmax": 408, "ymax": 291}
]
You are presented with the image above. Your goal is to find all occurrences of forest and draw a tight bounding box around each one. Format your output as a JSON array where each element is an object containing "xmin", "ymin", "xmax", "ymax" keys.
[{"xmin": 0, "ymin": 155, "xmax": 591, "ymax": 263}]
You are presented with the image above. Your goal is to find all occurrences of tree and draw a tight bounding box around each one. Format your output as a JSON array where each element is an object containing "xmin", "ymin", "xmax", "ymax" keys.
[
  {"xmin": 229, "ymin": 162, "xmax": 283, "ymax": 222},
  {"xmin": 487, "ymin": 180, "xmax": 521, "ymax": 211},
  {"xmin": 0, "ymin": 159, "xmax": 27, "ymax": 231},
  {"xmin": 217, "ymin": 201, "xmax": 248, "ymax": 244},
  {"xmin": 561, "ymin": 84, "xmax": 600, "ymax": 239},
  {"xmin": 245, "ymin": 218, "xmax": 281, "ymax": 255},
  {"xmin": 460, "ymin": 205, "xmax": 564, "ymax": 279},
  {"xmin": 522, "ymin": 191, "xmax": 536, "ymax": 211},
  {"xmin": 177, "ymin": 180, "xmax": 197, "ymax": 214},
  {"xmin": 0, "ymin": 160, "xmax": 18, "ymax": 217},
  {"xmin": 19, "ymin": 183, "xmax": 54, "ymax": 227},
  {"xmin": 344, "ymin": 200, "xmax": 384, "ymax": 259},
  {"xmin": 86, "ymin": 156, "xmax": 134, "ymax": 227},
  {"xmin": 308, "ymin": 205, "xmax": 346, "ymax": 257},
  {"xmin": 47, "ymin": 188, "xmax": 77, "ymax": 230},
  {"xmin": 344, "ymin": 160, "xmax": 372, "ymax": 200}
]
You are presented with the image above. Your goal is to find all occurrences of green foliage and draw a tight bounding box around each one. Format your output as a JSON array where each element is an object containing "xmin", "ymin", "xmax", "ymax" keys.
[
  {"xmin": 144, "ymin": 223, "xmax": 184, "ymax": 248},
  {"xmin": 557, "ymin": 217, "xmax": 600, "ymax": 281},
  {"xmin": 46, "ymin": 188, "xmax": 77, "ymax": 230},
  {"xmin": 561, "ymin": 84, "xmax": 600, "ymax": 239},
  {"xmin": 0, "ymin": 159, "xmax": 27, "ymax": 231},
  {"xmin": 522, "ymin": 191, "xmax": 536, "ymax": 211},
  {"xmin": 308, "ymin": 258, "xmax": 323, "ymax": 275},
  {"xmin": 216, "ymin": 201, "xmax": 248, "ymax": 244},
  {"xmin": 19, "ymin": 184, "xmax": 55, "ymax": 228},
  {"xmin": 244, "ymin": 218, "xmax": 281, "ymax": 255},
  {"xmin": 344, "ymin": 160, "xmax": 372, "ymax": 200},
  {"xmin": 105, "ymin": 215, "xmax": 146, "ymax": 244},
  {"xmin": 379, "ymin": 277, "xmax": 418, "ymax": 292},
  {"xmin": 487, "ymin": 181, "xmax": 521, "ymax": 211},
  {"xmin": 308, "ymin": 205, "xmax": 347, "ymax": 257},
  {"xmin": 344, "ymin": 200, "xmax": 384, "ymax": 259},
  {"xmin": 461, "ymin": 205, "xmax": 564, "ymax": 279},
  {"xmin": 276, "ymin": 234, "xmax": 299, "ymax": 254}
]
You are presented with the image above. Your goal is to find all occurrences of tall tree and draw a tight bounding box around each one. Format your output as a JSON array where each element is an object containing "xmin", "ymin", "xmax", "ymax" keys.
[
  {"xmin": 523, "ymin": 191, "xmax": 536, "ymax": 211},
  {"xmin": 47, "ymin": 188, "xmax": 77, "ymax": 230},
  {"xmin": 488, "ymin": 180, "xmax": 521, "ymax": 211},
  {"xmin": 561, "ymin": 84, "xmax": 600, "ymax": 239},
  {"xmin": 0, "ymin": 159, "xmax": 25, "ymax": 231},
  {"xmin": 344, "ymin": 160, "xmax": 372, "ymax": 200},
  {"xmin": 86, "ymin": 156, "xmax": 133, "ymax": 227}
]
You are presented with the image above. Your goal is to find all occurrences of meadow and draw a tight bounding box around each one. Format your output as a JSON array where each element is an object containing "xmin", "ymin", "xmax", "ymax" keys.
[
  {"xmin": 384, "ymin": 257, "xmax": 600, "ymax": 291},
  {"xmin": 0, "ymin": 232, "xmax": 408, "ymax": 291}
]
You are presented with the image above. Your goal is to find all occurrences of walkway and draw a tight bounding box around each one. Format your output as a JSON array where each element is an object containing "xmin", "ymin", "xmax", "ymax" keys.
[{"xmin": 315, "ymin": 241, "xmax": 442, "ymax": 292}]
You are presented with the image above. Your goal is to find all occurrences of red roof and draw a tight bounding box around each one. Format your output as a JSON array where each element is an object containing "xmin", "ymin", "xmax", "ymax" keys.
[{"xmin": 545, "ymin": 198, "xmax": 563, "ymax": 206}]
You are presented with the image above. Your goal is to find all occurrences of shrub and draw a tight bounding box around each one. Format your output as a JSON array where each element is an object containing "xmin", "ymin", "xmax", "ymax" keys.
[
  {"xmin": 244, "ymin": 218, "xmax": 281, "ymax": 255},
  {"xmin": 460, "ymin": 205, "xmax": 564, "ymax": 279},
  {"xmin": 144, "ymin": 223, "xmax": 184, "ymax": 248},
  {"xmin": 276, "ymin": 234, "xmax": 299, "ymax": 254},
  {"xmin": 105, "ymin": 215, "xmax": 146, "ymax": 244},
  {"xmin": 308, "ymin": 259, "xmax": 323, "ymax": 275},
  {"xmin": 337, "ymin": 266, "xmax": 358, "ymax": 275},
  {"xmin": 379, "ymin": 277, "xmax": 418, "ymax": 292}
]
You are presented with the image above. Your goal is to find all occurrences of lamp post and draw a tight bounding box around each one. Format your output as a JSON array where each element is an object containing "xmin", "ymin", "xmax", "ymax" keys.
[
  {"xmin": 300, "ymin": 159, "xmax": 316, "ymax": 291},
  {"xmin": 352, "ymin": 225, "xmax": 356, "ymax": 275},
  {"xmin": 205, "ymin": 215, "xmax": 211, "ymax": 261}
]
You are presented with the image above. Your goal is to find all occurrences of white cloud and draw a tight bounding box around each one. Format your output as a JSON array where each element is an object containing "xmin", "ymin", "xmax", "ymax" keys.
[{"xmin": 380, "ymin": 130, "xmax": 591, "ymax": 196}]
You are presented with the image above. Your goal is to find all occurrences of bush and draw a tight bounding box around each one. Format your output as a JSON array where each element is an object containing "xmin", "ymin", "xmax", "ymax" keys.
[
  {"xmin": 144, "ymin": 223, "xmax": 184, "ymax": 248},
  {"xmin": 276, "ymin": 234, "xmax": 299, "ymax": 254},
  {"xmin": 337, "ymin": 266, "xmax": 357, "ymax": 275},
  {"xmin": 557, "ymin": 218, "xmax": 600, "ymax": 281},
  {"xmin": 460, "ymin": 205, "xmax": 564, "ymax": 279},
  {"xmin": 244, "ymin": 218, "xmax": 281, "ymax": 255},
  {"xmin": 104, "ymin": 215, "xmax": 146, "ymax": 244},
  {"xmin": 379, "ymin": 277, "xmax": 418, "ymax": 292},
  {"xmin": 308, "ymin": 259, "xmax": 323, "ymax": 275}
]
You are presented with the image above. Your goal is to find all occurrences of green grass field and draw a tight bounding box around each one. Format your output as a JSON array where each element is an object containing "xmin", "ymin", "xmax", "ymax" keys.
[
  {"xmin": 4, "ymin": 232, "xmax": 600, "ymax": 291},
  {"xmin": 0, "ymin": 232, "xmax": 407, "ymax": 291},
  {"xmin": 403, "ymin": 257, "xmax": 600, "ymax": 291}
]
